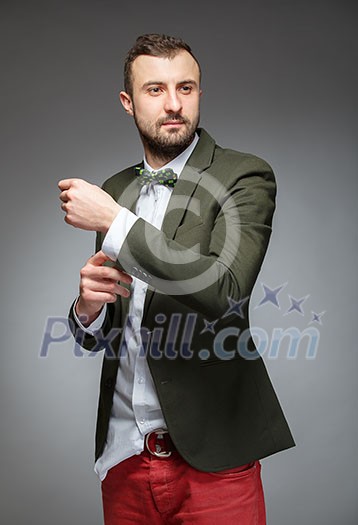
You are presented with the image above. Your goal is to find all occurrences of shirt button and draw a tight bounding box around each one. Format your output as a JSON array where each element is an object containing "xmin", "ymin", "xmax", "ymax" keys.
[
  {"xmin": 139, "ymin": 418, "xmax": 145, "ymax": 425},
  {"xmin": 138, "ymin": 377, "xmax": 145, "ymax": 384}
]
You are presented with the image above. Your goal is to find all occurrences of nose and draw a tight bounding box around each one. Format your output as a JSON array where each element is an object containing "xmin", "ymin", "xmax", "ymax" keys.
[{"xmin": 163, "ymin": 89, "xmax": 182, "ymax": 114}]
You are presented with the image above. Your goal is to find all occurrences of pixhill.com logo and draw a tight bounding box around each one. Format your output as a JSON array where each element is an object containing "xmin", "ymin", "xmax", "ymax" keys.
[{"xmin": 40, "ymin": 281, "xmax": 324, "ymax": 362}]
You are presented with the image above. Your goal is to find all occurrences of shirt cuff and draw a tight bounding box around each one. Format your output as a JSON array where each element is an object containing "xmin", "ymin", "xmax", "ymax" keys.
[
  {"xmin": 102, "ymin": 207, "xmax": 139, "ymax": 261},
  {"xmin": 72, "ymin": 300, "xmax": 107, "ymax": 334}
]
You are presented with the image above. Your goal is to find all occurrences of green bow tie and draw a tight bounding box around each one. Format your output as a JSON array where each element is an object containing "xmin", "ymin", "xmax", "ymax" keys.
[{"xmin": 135, "ymin": 167, "xmax": 178, "ymax": 188}]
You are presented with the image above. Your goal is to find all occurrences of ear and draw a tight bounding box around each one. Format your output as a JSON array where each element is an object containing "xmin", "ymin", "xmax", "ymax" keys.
[{"xmin": 119, "ymin": 91, "xmax": 134, "ymax": 116}]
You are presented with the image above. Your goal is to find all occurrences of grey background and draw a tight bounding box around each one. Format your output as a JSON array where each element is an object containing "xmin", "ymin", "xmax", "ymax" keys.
[{"xmin": 1, "ymin": 0, "xmax": 357, "ymax": 523}]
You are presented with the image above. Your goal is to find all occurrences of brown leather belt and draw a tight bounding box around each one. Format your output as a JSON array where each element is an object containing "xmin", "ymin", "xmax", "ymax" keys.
[{"xmin": 144, "ymin": 429, "xmax": 175, "ymax": 458}]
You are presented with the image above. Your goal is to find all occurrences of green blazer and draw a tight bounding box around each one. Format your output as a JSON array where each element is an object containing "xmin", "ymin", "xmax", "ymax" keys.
[{"xmin": 69, "ymin": 128, "xmax": 295, "ymax": 471}]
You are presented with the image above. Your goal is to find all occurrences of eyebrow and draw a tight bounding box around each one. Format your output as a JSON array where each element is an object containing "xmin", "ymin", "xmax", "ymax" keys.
[{"xmin": 142, "ymin": 79, "xmax": 198, "ymax": 89}]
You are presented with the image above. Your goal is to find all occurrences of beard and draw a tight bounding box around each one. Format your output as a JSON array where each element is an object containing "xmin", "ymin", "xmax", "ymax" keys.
[{"xmin": 133, "ymin": 110, "xmax": 200, "ymax": 163}]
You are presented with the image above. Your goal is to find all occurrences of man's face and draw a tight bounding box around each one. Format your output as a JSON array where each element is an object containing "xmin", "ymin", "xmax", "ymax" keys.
[{"xmin": 120, "ymin": 50, "xmax": 201, "ymax": 162}]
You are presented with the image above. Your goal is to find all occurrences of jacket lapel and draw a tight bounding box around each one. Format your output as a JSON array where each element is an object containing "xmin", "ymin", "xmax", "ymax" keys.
[{"xmin": 161, "ymin": 129, "xmax": 215, "ymax": 239}]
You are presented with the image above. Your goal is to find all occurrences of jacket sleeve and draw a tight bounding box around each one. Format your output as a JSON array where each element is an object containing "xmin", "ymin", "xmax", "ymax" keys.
[{"xmin": 116, "ymin": 165, "xmax": 276, "ymax": 320}]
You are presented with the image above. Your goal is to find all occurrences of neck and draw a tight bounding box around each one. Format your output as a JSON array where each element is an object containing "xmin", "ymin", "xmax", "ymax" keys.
[{"xmin": 144, "ymin": 151, "xmax": 176, "ymax": 170}]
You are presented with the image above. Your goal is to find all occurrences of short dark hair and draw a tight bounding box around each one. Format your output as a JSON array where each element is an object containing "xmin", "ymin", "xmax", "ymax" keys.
[{"xmin": 124, "ymin": 33, "xmax": 201, "ymax": 96}]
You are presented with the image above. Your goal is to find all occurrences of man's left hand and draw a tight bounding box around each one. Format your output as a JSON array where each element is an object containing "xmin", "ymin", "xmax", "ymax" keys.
[{"xmin": 58, "ymin": 178, "xmax": 121, "ymax": 233}]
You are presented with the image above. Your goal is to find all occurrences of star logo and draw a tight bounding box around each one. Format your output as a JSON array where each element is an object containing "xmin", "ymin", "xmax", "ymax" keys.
[
  {"xmin": 222, "ymin": 296, "xmax": 249, "ymax": 319},
  {"xmin": 200, "ymin": 319, "xmax": 218, "ymax": 335},
  {"xmin": 285, "ymin": 295, "xmax": 309, "ymax": 316},
  {"xmin": 310, "ymin": 311, "xmax": 325, "ymax": 325},
  {"xmin": 255, "ymin": 283, "xmax": 287, "ymax": 309}
]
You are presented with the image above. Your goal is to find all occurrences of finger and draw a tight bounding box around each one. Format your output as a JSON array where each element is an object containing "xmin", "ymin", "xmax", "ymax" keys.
[
  {"xmin": 58, "ymin": 179, "xmax": 75, "ymax": 190},
  {"xmin": 116, "ymin": 270, "xmax": 133, "ymax": 285},
  {"xmin": 116, "ymin": 285, "xmax": 131, "ymax": 298},
  {"xmin": 88, "ymin": 252, "xmax": 133, "ymax": 285},
  {"xmin": 88, "ymin": 250, "xmax": 113, "ymax": 266},
  {"xmin": 99, "ymin": 266, "xmax": 133, "ymax": 284},
  {"xmin": 88, "ymin": 265, "xmax": 133, "ymax": 286},
  {"xmin": 86, "ymin": 279, "xmax": 131, "ymax": 297},
  {"xmin": 81, "ymin": 290, "xmax": 118, "ymax": 304},
  {"xmin": 59, "ymin": 190, "xmax": 69, "ymax": 202}
]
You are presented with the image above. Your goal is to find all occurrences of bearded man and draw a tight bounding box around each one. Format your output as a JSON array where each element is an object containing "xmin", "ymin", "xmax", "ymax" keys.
[{"xmin": 59, "ymin": 33, "xmax": 295, "ymax": 525}]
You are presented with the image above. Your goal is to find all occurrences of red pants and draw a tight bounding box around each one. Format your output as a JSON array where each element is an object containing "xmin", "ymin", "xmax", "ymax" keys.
[{"xmin": 102, "ymin": 449, "xmax": 266, "ymax": 524}]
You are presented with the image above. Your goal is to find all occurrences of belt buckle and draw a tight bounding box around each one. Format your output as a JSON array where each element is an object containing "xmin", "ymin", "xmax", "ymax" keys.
[{"xmin": 145, "ymin": 429, "xmax": 172, "ymax": 458}]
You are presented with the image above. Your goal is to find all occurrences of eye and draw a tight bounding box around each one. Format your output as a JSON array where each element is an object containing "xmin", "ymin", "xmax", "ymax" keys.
[
  {"xmin": 179, "ymin": 85, "xmax": 193, "ymax": 94},
  {"xmin": 148, "ymin": 86, "xmax": 162, "ymax": 95}
]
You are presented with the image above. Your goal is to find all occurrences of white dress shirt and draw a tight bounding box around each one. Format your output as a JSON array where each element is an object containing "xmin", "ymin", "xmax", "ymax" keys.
[{"xmin": 74, "ymin": 134, "xmax": 199, "ymax": 480}]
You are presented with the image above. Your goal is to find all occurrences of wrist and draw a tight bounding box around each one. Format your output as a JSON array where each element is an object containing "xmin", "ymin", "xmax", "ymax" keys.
[
  {"xmin": 75, "ymin": 298, "xmax": 102, "ymax": 327},
  {"xmin": 100, "ymin": 203, "xmax": 121, "ymax": 233}
]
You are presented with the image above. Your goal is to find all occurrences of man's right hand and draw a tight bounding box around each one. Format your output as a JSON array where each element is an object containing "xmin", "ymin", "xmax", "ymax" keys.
[{"xmin": 75, "ymin": 250, "xmax": 132, "ymax": 326}]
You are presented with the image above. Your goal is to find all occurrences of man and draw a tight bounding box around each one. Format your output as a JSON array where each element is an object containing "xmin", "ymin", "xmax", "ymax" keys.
[{"xmin": 59, "ymin": 34, "xmax": 295, "ymax": 525}]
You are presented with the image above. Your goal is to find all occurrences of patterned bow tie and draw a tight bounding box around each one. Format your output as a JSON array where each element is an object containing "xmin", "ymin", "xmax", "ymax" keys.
[{"xmin": 135, "ymin": 167, "xmax": 178, "ymax": 188}]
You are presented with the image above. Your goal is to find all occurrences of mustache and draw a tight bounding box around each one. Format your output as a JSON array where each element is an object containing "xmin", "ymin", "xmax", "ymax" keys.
[{"xmin": 158, "ymin": 114, "xmax": 190, "ymax": 125}]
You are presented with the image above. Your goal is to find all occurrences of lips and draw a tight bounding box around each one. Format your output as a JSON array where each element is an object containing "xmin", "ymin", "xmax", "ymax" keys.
[{"xmin": 162, "ymin": 120, "xmax": 184, "ymax": 126}]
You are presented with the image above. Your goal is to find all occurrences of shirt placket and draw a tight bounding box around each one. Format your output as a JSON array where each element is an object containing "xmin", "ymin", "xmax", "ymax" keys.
[{"xmin": 132, "ymin": 184, "xmax": 162, "ymax": 435}]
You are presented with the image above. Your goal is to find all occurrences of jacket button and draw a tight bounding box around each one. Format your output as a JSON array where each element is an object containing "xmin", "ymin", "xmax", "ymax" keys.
[{"xmin": 105, "ymin": 378, "xmax": 114, "ymax": 388}]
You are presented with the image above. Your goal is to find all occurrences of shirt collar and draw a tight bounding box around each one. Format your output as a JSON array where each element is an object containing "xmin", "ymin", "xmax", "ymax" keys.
[{"xmin": 143, "ymin": 133, "xmax": 199, "ymax": 178}]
